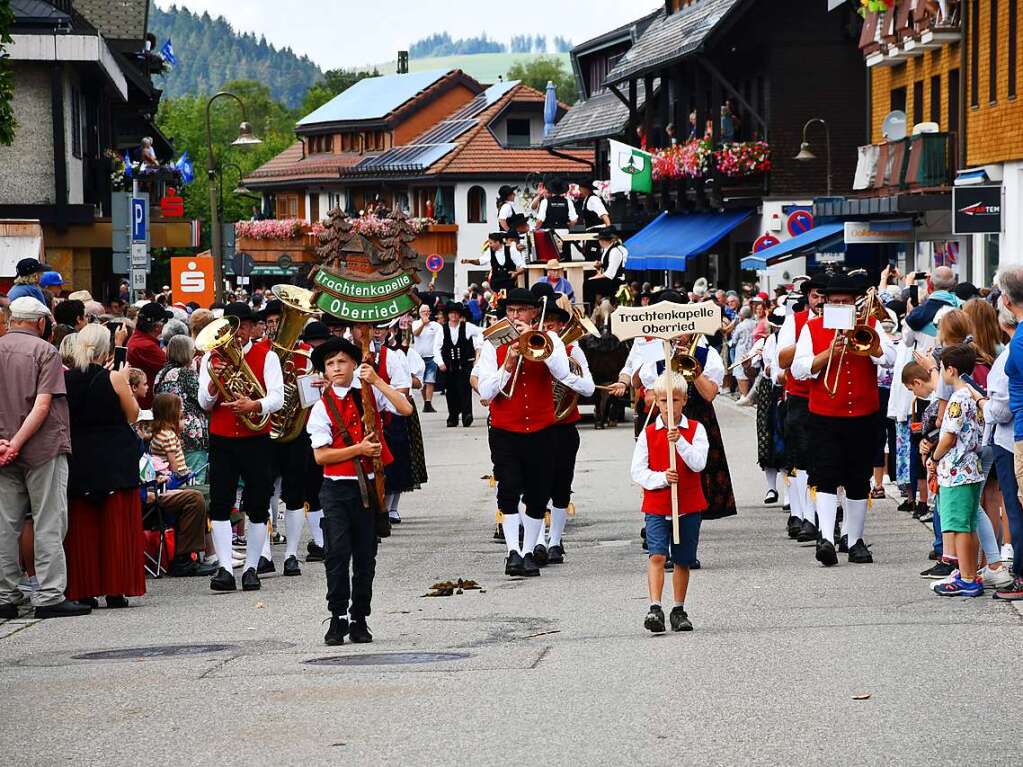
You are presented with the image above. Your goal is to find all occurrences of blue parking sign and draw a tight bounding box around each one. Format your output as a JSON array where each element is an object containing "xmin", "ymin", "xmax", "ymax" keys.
[{"xmin": 131, "ymin": 197, "xmax": 147, "ymax": 242}]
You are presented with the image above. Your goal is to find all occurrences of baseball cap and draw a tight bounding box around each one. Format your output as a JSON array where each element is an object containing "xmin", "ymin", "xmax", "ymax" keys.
[
  {"xmin": 16, "ymin": 258, "xmax": 45, "ymax": 277},
  {"xmin": 9, "ymin": 296, "xmax": 51, "ymax": 320},
  {"xmin": 40, "ymin": 271, "xmax": 64, "ymax": 287}
]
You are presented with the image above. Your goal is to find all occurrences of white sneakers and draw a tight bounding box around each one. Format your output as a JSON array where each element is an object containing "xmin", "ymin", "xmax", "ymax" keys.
[
  {"xmin": 979, "ymin": 565, "xmax": 1014, "ymax": 590},
  {"xmin": 1001, "ymin": 543, "xmax": 1014, "ymax": 564}
]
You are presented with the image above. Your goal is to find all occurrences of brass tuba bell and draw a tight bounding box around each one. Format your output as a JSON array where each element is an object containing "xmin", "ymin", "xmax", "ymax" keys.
[
  {"xmin": 195, "ymin": 316, "xmax": 271, "ymax": 432},
  {"xmin": 268, "ymin": 284, "xmax": 319, "ymax": 443}
]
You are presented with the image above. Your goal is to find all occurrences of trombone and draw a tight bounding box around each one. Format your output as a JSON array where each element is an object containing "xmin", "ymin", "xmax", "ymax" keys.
[
  {"xmin": 671, "ymin": 334, "xmax": 704, "ymax": 383},
  {"xmin": 500, "ymin": 296, "xmax": 553, "ymax": 398},
  {"xmin": 822, "ymin": 298, "xmax": 883, "ymax": 398}
]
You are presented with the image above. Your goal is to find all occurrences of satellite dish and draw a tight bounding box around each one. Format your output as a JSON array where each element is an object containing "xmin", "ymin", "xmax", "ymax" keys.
[{"xmin": 882, "ymin": 110, "xmax": 908, "ymax": 141}]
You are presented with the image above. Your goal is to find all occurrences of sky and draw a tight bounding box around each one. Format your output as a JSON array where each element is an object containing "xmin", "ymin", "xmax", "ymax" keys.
[{"xmin": 154, "ymin": 0, "xmax": 653, "ymax": 69}]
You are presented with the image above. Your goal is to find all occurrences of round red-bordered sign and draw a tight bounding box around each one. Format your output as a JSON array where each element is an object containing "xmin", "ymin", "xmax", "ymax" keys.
[
  {"xmin": 425, "ymin": 254, "xmax": 444, "ymax": 273},
  {"xmin": 786, "ymin": 210, "xmax": 814, "ymax": 236},
  {"xmin": 753, "ymin": 234, "xmax": 781, "ymax": 253}
]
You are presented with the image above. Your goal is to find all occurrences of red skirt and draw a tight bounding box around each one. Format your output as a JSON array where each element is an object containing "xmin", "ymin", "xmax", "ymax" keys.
[{"xmin": 65, "ymin": 489, "xmax": 146, "ymax": 601}]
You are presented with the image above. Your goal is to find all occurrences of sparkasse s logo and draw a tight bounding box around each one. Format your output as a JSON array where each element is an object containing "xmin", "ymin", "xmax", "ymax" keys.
[
  {"xmin": 180, "ymin": 261, "xmax": 205, "ymax": 293},
  {"xmin": 958, "ymin": 201, "xmax": 1000, "ymax": 217}
]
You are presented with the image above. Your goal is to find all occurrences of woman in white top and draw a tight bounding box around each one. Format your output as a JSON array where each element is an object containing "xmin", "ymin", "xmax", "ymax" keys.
[{"xmin": 497, "ymin": 185, "xmax": 519, "ymax": 230}]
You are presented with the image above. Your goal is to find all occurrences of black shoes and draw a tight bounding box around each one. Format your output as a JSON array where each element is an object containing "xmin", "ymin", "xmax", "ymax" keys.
[
  {"xmin": 423, "ymin": 401, "xmax": 436, "ymax": 413},
  {"xmin": 493, "ymin": 524, "xmax": 505, "ymax": 542},
  {"xmin": 283, "ymin": 555, "xmax": 301, "ymax": 576},
  {"xmin": 896, "ymin": 498, "xmax": 916, "ymax": 512},
  {"xmin": 669, "ymin": 606, "xmax": 693, "ymax": 632},
  {"xmin": 644, "ymin": 605, "xmax": 666, "ymax": 633},
  {"xmin": 462, "ymin": 415, "xmax": 473, "ymax": 427},
  {"xmin": 547, "ymin": 544, "xmax": 565, "ymax": 564},
  {"xmin": 505, "ymin": 551, "xmax": 526, "ymax": 576},
  {"xmin": 838, "ymin": 534, "xmax": 849, "ymax": 553},
  {"xmin": 349, "ymin": 619, "xmax": 373, "ymax": 643},
  {"xmin": 690, "ymin": 559, "xmax": 701, "ymax": 570},
  {"xmin": 306, "ymin": 541, "xmax": 325, "ymax": 562},
  {"xmin": 168, "ymin": 556, "xmax": 218, "ymax": 577},
  {"xmin": 210, "ymin": 567, "xmax": 237, "ymax": 591},
  {"xmin": 446, "ymin": 418, "xmax": 458, "ymax": 427},
  {"xmin": 764, "ymin": 489, "xmax": 779, "ymax": 505},
  {"xmin": 34, "ymin": 599, "xmax": 92, "ymax": 618},
  {"xmin": 532, "ymin": 544, "xmax": 549, "ymax": 567},
  {"xmin": 0, "ymin": 603, "xmax": 18, "ymax": 619},
  {"xmin": 241, "ymin": 567, "xmax": 261, "ymax": 591},
  {"xmin": 815, "ymin": 539, "xmax": 838, "ymax": 567},
  {"xmin": 324, "ymin": 615, "xmax": 348, "ymax": 646},
  {"xmin": 521, "ymin": 553, "xmax": 541, "ymax": 576},
  {"xmin": 105, "ymin": 595, "xmax": 129, "ymax": 609},
  {"xmin": 920, "ymin": 560, "xmax": 955, "ymax": 579},
  {"xmin": 796, "ymin": 520, "xmax": 818, "ymax": 543},
  {"xmin": 848, "ymin": 539, "xmax": 873, "ymax": 563},
  {"xmin": 257, "ymin": 556, "xmax": 275, "ymax": 575},
  {"xmin": 912, "ymin": 502, "xmax": 930, "ymax": 520},
  {"xmin": 786, "ymin": 516, "xmax": 802, "ymax": 539}
]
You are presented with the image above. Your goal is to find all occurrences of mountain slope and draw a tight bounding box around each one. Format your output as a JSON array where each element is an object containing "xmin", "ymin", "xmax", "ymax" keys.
[
  {"xmin": 148, "ymin": 2, "xmax": 322, "ymax": 108},
  {"xmin": 373, "ymin": 52, "xmax": 572, "ymax": 86}
]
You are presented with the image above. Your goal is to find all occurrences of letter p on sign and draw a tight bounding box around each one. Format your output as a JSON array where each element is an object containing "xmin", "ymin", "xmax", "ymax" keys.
[{"xmin": 171, "ymin": 255, "xmax": 215, "ymax": 308}]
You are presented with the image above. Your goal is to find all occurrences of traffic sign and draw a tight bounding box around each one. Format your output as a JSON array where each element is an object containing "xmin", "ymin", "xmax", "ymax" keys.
[
  {"xmin": 786, "ymin": 210, "xmax": 814, "ymax": 236},
  {"xmin": 425, "ymin": 254, "xmax": 444, "ymax": 273},
  {"xmin": 231, "ymin": 252, "xmax": 255, "ymax": 277},
  {"xmin": 131, "ymin": 197, "xmax": 148, "ymax": 242},
  {"xmin": 130, "ymin": 242, "xmax": 148, "ymax": 267},
  {"xmin": 753, "ymin": 234, "xmax": 781, "ymax": 253},
  {"xmin": 277, "ymin": 254, "xmax": 293, "ymax": 270},
  {"xmin": 131, "ymin": 270, "xmax": 147, "ymax": 290}
]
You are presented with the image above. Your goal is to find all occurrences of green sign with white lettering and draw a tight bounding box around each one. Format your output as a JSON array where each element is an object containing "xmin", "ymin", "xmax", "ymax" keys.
[{"xmin": 312, "ymin": 266, "xmax": 418, "ymax": 323}]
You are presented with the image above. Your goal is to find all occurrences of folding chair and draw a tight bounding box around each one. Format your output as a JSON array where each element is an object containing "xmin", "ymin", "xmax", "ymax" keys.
[{"xmin": 141, "ymin": 480, "xmax": 171, "ymax": 578}]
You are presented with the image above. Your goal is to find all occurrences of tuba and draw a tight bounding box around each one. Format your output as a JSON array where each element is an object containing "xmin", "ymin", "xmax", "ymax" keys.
[
  {"xmin": 195, "ymin": 316, "xmax": 271, "ymax": 432},
  {"xmin": 268, "ymin": 284, "xmax": 319, "ymax": 442},
  {"xmin": 553, "ymin": 305, "xmax": 600, "ymax": 420}
]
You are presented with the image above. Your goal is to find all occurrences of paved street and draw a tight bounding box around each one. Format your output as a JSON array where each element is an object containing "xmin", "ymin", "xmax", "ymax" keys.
[{"xmin": 3, "ymin": 399, "xmax": 1022, "ymax": 766}]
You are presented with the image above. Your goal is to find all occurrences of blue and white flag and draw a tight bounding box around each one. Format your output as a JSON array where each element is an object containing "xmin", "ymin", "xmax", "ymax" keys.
[
  {"xmin": 160, "ymin": 38, "xmax": 177, "ymax": 68},
  {"xmin": 122, "ymin": 151, "xmax": 133, "ymax": 178},
  {"xmin": 174, "ymin": 151, "xmax": 194, "ymax": 185}
]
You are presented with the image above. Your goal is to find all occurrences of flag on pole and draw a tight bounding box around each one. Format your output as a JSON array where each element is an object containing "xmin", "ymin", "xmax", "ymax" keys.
[
  {"xmin": 160, "ymin": 39, "xmax": 178, "ymax": 68},
  {"xmin": 122, "ymin": 151, "xmax": 133, "ymax": 178},
  {"xmin": 608, "ymin": 139, "xmax": 652, "ymax": 194},
  {"xmin": 174, "ymin": 151, "xmax": 194, "ymax": 185}
]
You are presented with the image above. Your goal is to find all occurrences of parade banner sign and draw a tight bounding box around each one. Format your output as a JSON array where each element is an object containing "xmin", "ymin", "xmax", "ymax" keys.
[
  {"xmin": 311, "ymin": 266, "xmax": 417, "ymax": 323},
  {"xmin": 610, "ymin": 301, "xmax": 722, "ymax": 342}
]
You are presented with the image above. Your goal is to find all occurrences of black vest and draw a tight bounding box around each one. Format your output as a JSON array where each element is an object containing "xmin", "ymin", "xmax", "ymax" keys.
[
  {"xmin": 601, "ymin": 244, "xmax": 625, "ymax": 282},
  {"xmin": 581, "ymin": 195, "xmax": 602, "ymax": 228},
  {"xmin": 440, "ymin": 322, "xmax": 476, "ymax": 372},
  {"xmin": 489, "ymin": 247, "xmax": 515, "ymax": 289},
  {"xmin": 543, "ymin": 195, "xmax": 570, "ymax": 229}
]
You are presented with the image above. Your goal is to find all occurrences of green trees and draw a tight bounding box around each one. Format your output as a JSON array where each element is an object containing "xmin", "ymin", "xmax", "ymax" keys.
[
  {"xmin": 507, "ymin": 56, "xmax": 578, "ymax": 104},
  {"xmin": 0, "ymin": 0, "xmax": 14, "ymax": 146}
]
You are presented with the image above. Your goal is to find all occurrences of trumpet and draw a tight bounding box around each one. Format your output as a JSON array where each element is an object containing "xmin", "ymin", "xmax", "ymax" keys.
[
  {"xmin": 499, "ymin": 296, "xmax": 553, "ymax": 398},
  {"xmin": 670, "ymin": 334, "xmax": 704, "ymax": 383}
]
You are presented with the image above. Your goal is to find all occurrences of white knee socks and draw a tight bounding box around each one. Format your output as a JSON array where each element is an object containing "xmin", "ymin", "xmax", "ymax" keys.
[
  {"xmin": 549, "ymin": 506, "xmax": 568, "ymax": 547},
  {"xmin": 260, "ymin": 519, "xmax": 272, "ymax": 559},
  {"xmin": 845, "ymin": 498, "xmax": 867, "ymax": 544},
  {"xmin": 211, "ymin": 520, "xmax": 234, "ymax": 571},
  {"xmin": 501, "ymin": 505, "xmax": 522, "ymax": 555},
  {"xmin": 816, "ymin": 492, "xmax": 838, "ymax": 544},
  {"xmin": 765, "ymin": 468, "xmax": 778, "ymax": 493},
  {"xmin": 306, "ymin": 509, "xmax": 324, "ymax": 546},
  {"xmin": 521, "ymin": 515, "xmax": 543, "ymax": 554},
  {"xmin": 788, "ymin": 475, "xmax": 805, "ymax": 521},
  {"xmin": 245, "ymin": 522, "xmax": 267, "ymax": 571},
  {"xmin": 284, "ymin": 508, "xmax": 305, "ymax": 559}
]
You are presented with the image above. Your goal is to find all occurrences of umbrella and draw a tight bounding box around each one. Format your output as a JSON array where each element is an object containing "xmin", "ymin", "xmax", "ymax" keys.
[
  {"xmin": 543, "ymin": 80, "xmax": 557, "ymax": 137},
  {"xmin": 433, "ymin": 186, "xmax": 448, "ymax": 224}
]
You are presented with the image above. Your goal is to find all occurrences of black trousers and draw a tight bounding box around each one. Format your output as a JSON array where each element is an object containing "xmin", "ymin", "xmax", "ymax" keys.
[
  {"xmin": 784, "ymin": 395, "xmax": 811, "ymax": 472},
  {"xmin": 807, "ymin": 412, "xmax": 877, "ymax": 499},
  {"xmin": 272, "ymin": 431, "xmax": 323, "ymax": 510},
  {"xmin": 489, "ymin": 426, "xmax": 555, "ymax": 520},
  {"xmin": 584, "ymin": 276, "xmax": 620, "ymax": 308},
  {"xmin": 444, "ymin": 366, "xmax": 473, "ymax": 422},
  {"xmin": 873, "ymin": 387, "xmax": 897, "ymax": 478},
  {"xmin": 208, "ymin": 434, "xmax": 274, "ymax": 523},
  {"xmin": 550, "ymin": 422, "xmax": 580, "ymax": 508},
  {"xmin": 320, "ymin": 479, "xmax": 379, "ymax": 620}
]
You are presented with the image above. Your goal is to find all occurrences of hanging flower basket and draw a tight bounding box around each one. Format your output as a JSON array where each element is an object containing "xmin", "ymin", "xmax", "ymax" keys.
[{"xmin": 713, "ymin": 141, "xmax": 772, "ymax": 178}]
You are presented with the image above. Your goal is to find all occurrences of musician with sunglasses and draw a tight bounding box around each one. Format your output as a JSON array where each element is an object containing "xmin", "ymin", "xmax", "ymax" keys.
[
  {"xmin": 791, "ymin": 273, "xmax": 896, "ymax": 567},
  {"xmin": 476, "ymin": 288, "xmax": 583, "ymax": 578}
]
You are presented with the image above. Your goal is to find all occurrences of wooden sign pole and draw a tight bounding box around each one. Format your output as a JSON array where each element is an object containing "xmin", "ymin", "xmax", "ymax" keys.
[
  {"xmin": 358, "ymin": 326, "xmax": 387, "ymax": 511},
  {"xmin": 661, "ymin": 338, "xmax": 681, "ymax": 545}
]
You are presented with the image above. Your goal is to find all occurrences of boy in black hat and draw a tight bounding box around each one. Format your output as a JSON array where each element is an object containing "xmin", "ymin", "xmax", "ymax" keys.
[
  {"xmin": 305, "ymin": 337, "xmax": 412, "ymax": 645},
  {"xmin": 198, "ymin": 301, "xmax": 285, "ymax": 592},
  {"xmin": 435, "ymin": 300, "xmax": 482, "ymax": 427}
]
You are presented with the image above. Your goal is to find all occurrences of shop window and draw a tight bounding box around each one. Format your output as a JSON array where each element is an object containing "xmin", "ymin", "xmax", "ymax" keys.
[{"xmin": 466, "ymin": 185, "xmax": 487, "ymax": 223}]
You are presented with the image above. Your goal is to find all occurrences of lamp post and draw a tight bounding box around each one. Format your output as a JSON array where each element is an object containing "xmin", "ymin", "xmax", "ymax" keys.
[
  {"xmin": 794, "ymin": 117, "xmax": 832, "ymax": 198},
  {"xmin": 206, "ymin": 91, "xmax": 261, "ymax": 303}
]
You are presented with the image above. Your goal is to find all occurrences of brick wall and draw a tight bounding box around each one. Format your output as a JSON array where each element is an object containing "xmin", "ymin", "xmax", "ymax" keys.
[
  {"xmin": 869, "ymin": 43, "xmax": 962, "ymax": 141},
  {"xmin": 0, "ymin": 62, "xmax": 55, "ymax": 206},
  {"xmin": 967, "ymin": 0, "xmax": 1023, "ymax": 165}
]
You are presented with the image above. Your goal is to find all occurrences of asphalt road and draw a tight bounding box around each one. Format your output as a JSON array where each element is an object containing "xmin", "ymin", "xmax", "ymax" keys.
[{"xmin": 3, "ymin": 398, "xmax": 1022, "ymax": 766}]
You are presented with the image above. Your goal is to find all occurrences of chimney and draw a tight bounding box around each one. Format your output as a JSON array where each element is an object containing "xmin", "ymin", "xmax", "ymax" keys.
[{"xmin": 397, "ymin": 51, "xmax": 409, "ymax": 74}]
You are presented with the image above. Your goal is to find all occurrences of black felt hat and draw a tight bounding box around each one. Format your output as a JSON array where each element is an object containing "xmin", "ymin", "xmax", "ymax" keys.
[
  {"xmin": 821, "ymin": 272, "xmax": 868, "ymax": 296},
  {"xmin": 650, "ymin": 288, "xmax": 688, "ymax": 305},
  {"xmin": 444, "ymin": 300, "xmax": 470, "ymax": 318},
  {"xmin": 530, "ymin": 282, "xmax": 570, "ymax": 322},
  {"xmin": 224, "ymin": 301, "xmax": 258, "ymax": 323},
  {"xmin": 258, "ymin": 299, "xmax": 284, "ymax": 320},
  {"xmin": 499, "ymin": 287, "xmax": 541, "ymax": 308},
  {"xmin": 301, "ymin": 321, "xmax": 331, "ymax": 342},
  {"xmin": 311, "ymin": 336, "xmax": 363, "ymax": 373}
]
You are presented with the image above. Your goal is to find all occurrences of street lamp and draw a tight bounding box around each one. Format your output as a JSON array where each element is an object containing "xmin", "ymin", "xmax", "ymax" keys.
[
  {"xmin": 794, "ymin": 117, "xmax": 832, "ymax": 198},
  {"xmin": 206, "ymin": 91, "xmax": 262, "ymax": 302}
]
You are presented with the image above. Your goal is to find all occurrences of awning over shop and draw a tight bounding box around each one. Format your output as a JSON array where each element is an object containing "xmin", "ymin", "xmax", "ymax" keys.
[
  {"xmin": 740, "ymin": 222, "xmax": 845, "ymax": 270},
  {"xmin": 624, "ymin": 209, "xmax": 753, "ymax": 271}
]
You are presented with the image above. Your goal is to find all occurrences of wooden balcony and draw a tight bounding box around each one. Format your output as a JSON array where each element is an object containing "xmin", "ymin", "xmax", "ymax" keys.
[{"xmin": 851, "ymin": 132, "xmax": 956, "ymax": 196}]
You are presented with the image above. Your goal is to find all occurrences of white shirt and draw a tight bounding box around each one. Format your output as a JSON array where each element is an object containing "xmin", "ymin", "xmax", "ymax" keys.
[
  {"xmin": 433, "ymin": 320, "xmax": 484, "ymax": 360},
  {"xmin": 758, "ymin": 334, "xmax": 784, "ymax": 385},
  {"xmin": 306, "ymin": 382, "xmax": 400, "ymax": 481},
  {"xmin": 374, "ymin": 344, "xmax": 412, "ymax": 391},
  {"xmin": 562, "ymin": 343, "xmax": 596, "ymax": 396},
  {"xmin": 599, "ymin": 244, "xmax": 627, "ymax": 281},
  {"xmin": 983, "ymin": 347, "xmax": 1013, "ymax": 452},
  {"xmin": 638, "ymin": 342, "xmax": 725, "ymax": 389},
  {"xmin": 583, "ymin": 194, "xmax": 609, "ymax": 221},
  {"xmin": 791, "ymin": 320, "xmax": 896, "ymax": 381},
  {"xmin": 537, "ymin": 197, "xmax": 578, "ymax": 226},
  {"xmin": 621, "ymin": 336, "xmax": 664, "ymax": 378},
  {"xmin": 198, "ymin": 340, "xmax": 285, "ymax": 416},
  {"xmin": 498, "ymin": 201, "xmax": 518, "ymax": 223},
  {"xmin": 472, "ymin": 247, "xmax": 525, "ymax": 270},
  {"xmin": 411, "ymin": 319, "xmax": 442, "ymax": 358},
  {"xmin": 405, "ymin": 347, "xmax": 426, "ymax": 380},
  {"xmin": 476, "ymin": 331, "xmax": 577, "ymax": 401},
  {"xmin": 630, "ymin": 415, "xmax": 709, "ymax": 490}
]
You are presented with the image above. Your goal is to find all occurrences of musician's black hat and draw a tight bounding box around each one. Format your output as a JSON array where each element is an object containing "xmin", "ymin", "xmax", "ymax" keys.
[
  {"xmin": 546, "ymin": 177, "xmax": 566, "ymax": 194},
  {"xmin": 503, "ymin": 229, "xmax": 521, "ymax": 241},
  {"xmin": 311, "ymin": 336, "xmax": 363, "ymax": 373},
  {"xmin": 821, "ymin": 272, "xmax": 868, "ymax": 296},
  {"xmin": 444, "ymin": 300, "xmax": 470, "ymax": 318},
  {"xmin": 499, "ymin": 287, "xmax": 541, "ymax": 308},
  {"xmin": 529, "ymin": 282, "xmax": 570, "ymax": 322},
  {"xmin": 301, "ymin": 321, "xmax": 331, "ymax": 342},
  {"xmin": 650, "ymin": 288, "xmax": 688, "ymax": 305},
  {"xmin": 258, "ymin": 299, "xmax": 283, "ymax": 321},
  {"xmin": 498, "ymin": 184, "xmax": 518, "ymax": 199},
  {"xmin": 224, "ymin": 301, "xmax": 257, "ymax": 323},
  {"xmin": 506, "ymin": 212, "xmax": 528, "ymax": 230},
  {"xmin": 800, "ymin": 271, "xmax": 832, "ymax": 295},
  {"xmin": 488, "ymin": 231, "xmax": 505, "ymax": 242},
  {"xmin": 596, "ymin": 226, "xmax": 618, "ymax": 241}
]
